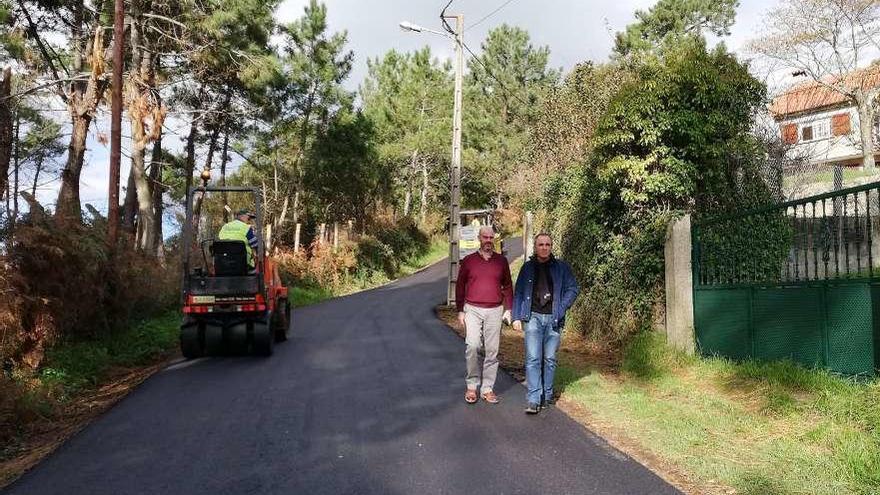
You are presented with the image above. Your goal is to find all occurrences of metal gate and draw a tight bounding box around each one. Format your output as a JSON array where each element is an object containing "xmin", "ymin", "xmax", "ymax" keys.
[{"xmin": 692, "ymin": 181, "xmax": 880, "ymax": 375}]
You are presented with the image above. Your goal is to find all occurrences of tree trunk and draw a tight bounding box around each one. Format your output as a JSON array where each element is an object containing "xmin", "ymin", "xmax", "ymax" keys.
[
  {"xmin": 184, "ymin": 118, "xmax": 197, "ymax": 194},
  {"xmin": 200, "ymin": 93, "xmax": 231, "ymax": 182},
  {"xmin": 220, "ymin": 127, "xmax": 230, "ymax": 221},
  {"xmin": 149, "ymin": 136, "xmax": 164, "ymax": 254},
  {"xmin": 57, "ymin": 116, "xmax": 92, "ymax": 221},
  {"xmin": 856, "ymin": 93, "xmax": 876, "ymax": 170},
  {"xmin": 420, "ymin": 158, "xmax": 428, "ymax": 224},
  {"xmin": 292, "ymin": 189, "xmax": 300, "ymax": 226},
  {"xmin": 402, "ymin": 189, "xmax": 412, "ymax": 218},
  {"xmin": 130, "ymin": 133, "xmax": 155, "ymax": 252},
  {"xmin": 122, "ymin": 8, "xmax": 144, "ymax": 235},
  {"xmin": 9, "ymin": 109, "xmax": 20, "ymax": 240},
  {"xmin": 127, "ymin": 8, "xmax": 160, "ymax": 253},
  {"xmin": 122, "ymin": 169, "xmax": 138, "ymax": 231},
  {"xmin": 202, "ymin": 124, "xmax": 221, "ymax": 176},
  {"xmin": 31, "ymin": 156, "xmax": 43, "ymax": 197},
  {"xmin": 0, "ymin": 68, "xmax": 12, "ymax": 203},
  {"xmin": 403, "ymin": 149, "xmax": 418, "ymax": 217},
  {"xmin": 56, "ymin": 26, "xmax": 110, "ymax": 222}
]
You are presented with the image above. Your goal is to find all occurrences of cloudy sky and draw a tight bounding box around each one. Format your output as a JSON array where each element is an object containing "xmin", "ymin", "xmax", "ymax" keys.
[
  {"xmin": 44, "ymin": 0, "xmax": 785, "ymax": 216},
  {"xmin": 275, "ymin": 0, "xmax": 782, "ymax": 91}
]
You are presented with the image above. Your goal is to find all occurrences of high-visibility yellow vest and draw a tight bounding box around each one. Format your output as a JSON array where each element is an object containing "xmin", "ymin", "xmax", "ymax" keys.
[{"xmin": 218, "ymin": 219, "xmax": 255, "ymax": 268}]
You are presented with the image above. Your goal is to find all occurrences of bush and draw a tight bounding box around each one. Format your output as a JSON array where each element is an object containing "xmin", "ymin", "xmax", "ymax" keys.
[
  {"xmin": 0, "ymin": 212, "xmax": 179, "ymax": 446},
  {"xmin": 1, "ymin": 213, "xmax": 178, "ymax": 372},
  {"xmin": 540, "ymin": 40, "xmax": 776, "ymax": 346},
  {"xmin": 275, "ymin": 219, "xmax": 433, "ymax": 293},
  {"xmin": 354, "ymin": 236, "xmax": 395, "ymax": 277},
  {"xmin": 275, "ymin": 241, "xmax": 358, "ymax": 289},
  {"xmin": 372, "ymin": 217, "xmax": 429, "ymax": 262}
]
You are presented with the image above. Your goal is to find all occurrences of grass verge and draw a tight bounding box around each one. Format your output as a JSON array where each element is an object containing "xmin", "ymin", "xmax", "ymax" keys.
[
  {"xmin": 1, "ymin": 310, "xmax": 181, "ymax": 487},
  {"xmin": 436, "ymin": 260, "xmax": 880, "ymax": 495}
]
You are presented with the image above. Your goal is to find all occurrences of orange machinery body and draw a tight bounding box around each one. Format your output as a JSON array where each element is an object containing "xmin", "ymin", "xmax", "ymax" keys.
[{"xmin": 182, "ymin": 256, "xmax": 288, "ymax": 316}]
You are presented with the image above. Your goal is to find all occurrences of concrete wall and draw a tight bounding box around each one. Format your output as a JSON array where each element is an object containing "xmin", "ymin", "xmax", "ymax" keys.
[{"xmin": 664, "ymin": 215, "xmax": 696, "ymax": 354}]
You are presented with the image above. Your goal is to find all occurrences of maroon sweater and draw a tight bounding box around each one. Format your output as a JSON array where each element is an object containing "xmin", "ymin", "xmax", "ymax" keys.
[{"xmin": 455, "ymin": 251, "xmax": 513, "ymax": 312}]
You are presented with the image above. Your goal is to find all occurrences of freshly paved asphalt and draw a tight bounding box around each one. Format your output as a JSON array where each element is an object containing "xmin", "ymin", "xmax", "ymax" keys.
[{"xmin": 4, "ymin": 239, "xmax": 681, "ymax": 495}]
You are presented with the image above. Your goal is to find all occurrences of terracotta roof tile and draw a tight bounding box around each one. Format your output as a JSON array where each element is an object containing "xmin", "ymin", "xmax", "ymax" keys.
[{"xmin": 769, "ymin": 65, "xmax": 880, "ymax": 119}]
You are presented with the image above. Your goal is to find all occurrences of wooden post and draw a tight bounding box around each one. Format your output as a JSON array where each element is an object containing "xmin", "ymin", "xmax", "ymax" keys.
[
  {"xmin": 333, "ymin": 222, "xmax": 339, "ymax": 250},
  {"xmin": 347, "ymin": 220, "xmax": 354, "ymax": 241},
  {"xmin": 319, "ymin": 223, "xmax": 326, "ymax": 245},
  {"xmin": 294, "ymin": 223, "xmax": 301, "ymax": 252},
  {"xmin": 523, "ymin": 211, "xmax": 534, "ymax": 259}
]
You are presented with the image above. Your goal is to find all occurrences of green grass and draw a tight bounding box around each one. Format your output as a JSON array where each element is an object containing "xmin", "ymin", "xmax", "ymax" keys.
[
  {"xmin": 39, "ymin": 311, "xmax": 180, "ymax": 398},
  {"xmin": 289, "ymin": 284, "xmax": 334, "ymax": 308},
  {"xmin": 400, "ymin": 239, "xmax": 448, "ymax": 275},
  {"xmin": 557, "ymin": 331, "xmax": 880, "ymax": 494},
  {"xmin": 785, "ymin": 167, "xmax": 880, "ymax": 191}
]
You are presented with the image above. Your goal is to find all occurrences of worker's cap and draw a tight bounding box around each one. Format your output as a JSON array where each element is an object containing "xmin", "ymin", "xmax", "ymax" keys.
[{"xmin": 236, "ymin": 208, "xmax": 256, "ymax": 219}]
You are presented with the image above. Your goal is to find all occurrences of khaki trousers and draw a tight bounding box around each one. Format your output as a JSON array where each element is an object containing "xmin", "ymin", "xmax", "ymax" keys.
[{"xmin": 463, "ymin": 303, "xmax": 503, "ymax": 393}]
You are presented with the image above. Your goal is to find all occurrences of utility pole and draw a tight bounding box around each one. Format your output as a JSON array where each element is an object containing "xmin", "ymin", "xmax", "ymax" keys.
[
  {"xmin": 108, "ymin": 0, "xmax": 124, "ymax": 247},
  {"xmin": 397, "ymin": 15, "xmax": 464, "ymax": 306},
  {"xmin": 445, "ymin": 13, "xmax": 463, "ymax": 306}
]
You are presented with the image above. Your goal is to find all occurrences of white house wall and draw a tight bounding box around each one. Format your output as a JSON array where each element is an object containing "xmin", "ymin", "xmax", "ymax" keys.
[{"xmin": 779, "ymin": 106, "xmax": 865, "ymax": 167}]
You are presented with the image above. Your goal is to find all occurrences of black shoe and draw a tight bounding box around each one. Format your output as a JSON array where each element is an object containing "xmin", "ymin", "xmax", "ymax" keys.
[
  {"xmin": 541, "ymin": 397, "xmax": 556, "ymax": 409},
  {"xmin": 525, "ymin": 403, "xmax": 540, "ymax": 415}
]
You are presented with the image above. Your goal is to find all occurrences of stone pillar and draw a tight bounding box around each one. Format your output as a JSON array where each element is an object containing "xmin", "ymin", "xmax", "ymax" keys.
[
  {"xmin": 664, "ymin": 214, "xmax": 696, "ymax": 354},
  {"xmin": 523, "ymin": 211, "xmax": 534, "ymax": 259}
]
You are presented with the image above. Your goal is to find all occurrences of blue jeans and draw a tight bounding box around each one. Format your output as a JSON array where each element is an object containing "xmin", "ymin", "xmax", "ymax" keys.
[{"xmin": 524, "ymin": 313, "xmax": 560, "ymax": 405}]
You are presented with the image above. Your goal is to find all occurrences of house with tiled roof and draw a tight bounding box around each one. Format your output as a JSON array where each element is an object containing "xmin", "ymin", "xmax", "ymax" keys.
[{"xmin": 770, "ymin": 65, "xmax": 880, "ymax": 169}]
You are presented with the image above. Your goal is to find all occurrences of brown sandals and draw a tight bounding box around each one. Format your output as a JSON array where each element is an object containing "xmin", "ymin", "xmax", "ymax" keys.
[{"xmin": 465, "ymin": 389, "xmax": 478, "ymax": 404}]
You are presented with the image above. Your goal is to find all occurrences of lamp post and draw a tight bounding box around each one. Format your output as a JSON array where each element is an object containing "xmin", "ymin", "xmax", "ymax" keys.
[{"xmin": 399, "ymin": 14, "xmax": 464, "ymax": 306}]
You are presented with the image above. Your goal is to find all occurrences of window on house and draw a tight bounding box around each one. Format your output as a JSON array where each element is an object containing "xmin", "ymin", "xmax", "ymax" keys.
[
  {"xmin": 802, "ymin": 125, "xmax": 813, "ymax": 141},
  {"xmin": 814, "ymin": 120, "xmax": 830, "ymax": 139},
  {"xmin": 801, "ymin": 119, "xmax": 830, "ymax": 142}
]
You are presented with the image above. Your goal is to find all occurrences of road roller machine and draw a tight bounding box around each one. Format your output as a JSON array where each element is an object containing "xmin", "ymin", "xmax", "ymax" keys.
[{"xmin": 179, "ymin": 186, "xmax": 290, "ymax": 357}]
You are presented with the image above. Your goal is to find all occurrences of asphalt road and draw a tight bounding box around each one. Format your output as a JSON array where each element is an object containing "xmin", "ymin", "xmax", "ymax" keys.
[{"xmin": 4, "ymin": 239, "xmax": 681, "ymax": 495}]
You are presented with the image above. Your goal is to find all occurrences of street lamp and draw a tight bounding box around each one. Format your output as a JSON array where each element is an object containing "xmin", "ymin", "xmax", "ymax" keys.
[{"xmin": 400, "ymin": 15, "xmax": 464, "ymax": 307}]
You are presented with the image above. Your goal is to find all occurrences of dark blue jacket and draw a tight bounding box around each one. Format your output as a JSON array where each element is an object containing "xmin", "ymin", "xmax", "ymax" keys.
[{"xmin": 512, "ymin": 255, "xmax": 580, "ymax": 328}]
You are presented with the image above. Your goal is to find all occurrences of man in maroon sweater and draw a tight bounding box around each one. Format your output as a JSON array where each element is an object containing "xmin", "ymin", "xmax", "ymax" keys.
[{"xmin": 456, "ymin": 225, "xmax": 513, "ymax": 405}]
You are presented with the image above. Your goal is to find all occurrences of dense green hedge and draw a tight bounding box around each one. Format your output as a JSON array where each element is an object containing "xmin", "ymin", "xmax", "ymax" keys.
[{"xmin": 540, "ymin": 39, "xmax": 779, "ymax": 344}]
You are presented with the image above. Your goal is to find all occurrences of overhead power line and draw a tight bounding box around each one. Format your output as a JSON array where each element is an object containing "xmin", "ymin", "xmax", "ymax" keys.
[
  {"xmin": 466, "ymin": 0, "xmax": 520, "ymax": 32},
  {"xmin": 461, "ymin": 41, "xmax": 531, "ymax": 108},
  {"xmin": 440, "ymin": 0, "xmax": 455, "ymax": 35},
  {"xmin": 438, "ymin": 0, "xmax": 530, "ymax": 112}
]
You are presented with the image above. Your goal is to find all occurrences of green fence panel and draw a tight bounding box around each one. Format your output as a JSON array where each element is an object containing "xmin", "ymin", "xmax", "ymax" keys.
[
  {"xmin": 873, "ymin": 285, "xmax": 880, "ymax": 373},
  {"xmin": 693, "ymin": 181, "xmax": 880, "ymax": 375},
  {"xmin": 752, "ymin": 288, "xmax": 824, "ymax": 366},
  {"xmin": 826, "ymin": 284, "xmax": 874, "ymax": 375},
  {"xmin": 695, "ymin": 288, "xmax": 751, "ymax": 360}
]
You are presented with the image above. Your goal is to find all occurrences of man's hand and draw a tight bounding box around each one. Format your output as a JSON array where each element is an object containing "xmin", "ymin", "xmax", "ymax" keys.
[
  {"xmin": 513, "ymin": 320, "xmax": 522, "ymax": 332},
  {"xmin": 502, "ymin": 310, "xmax": 511, "ymax": 326},
  {"xmin": 458, "ymin": 312, "xmax": 466, "ymax": 327}
]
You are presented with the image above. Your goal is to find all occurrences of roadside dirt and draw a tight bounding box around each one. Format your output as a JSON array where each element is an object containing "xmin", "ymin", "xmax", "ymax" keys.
[
  {"xmin": 0, "ymin": 355, "xmax": 176, "ymax": 488},
  {"xmin": 434, "ymin": 305, "xmax": 733, "ymax": 495}
]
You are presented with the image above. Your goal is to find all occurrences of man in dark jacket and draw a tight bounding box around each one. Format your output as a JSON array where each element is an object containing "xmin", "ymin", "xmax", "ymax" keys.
[{"xmin": 512, "ymin": 233, "xmax": 579, "ymax": 414}]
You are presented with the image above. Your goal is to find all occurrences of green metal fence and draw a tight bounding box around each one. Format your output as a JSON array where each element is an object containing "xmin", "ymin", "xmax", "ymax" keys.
[{"xmin": 692, "ymin": 181, "xmax": 880, "ymax": 375}]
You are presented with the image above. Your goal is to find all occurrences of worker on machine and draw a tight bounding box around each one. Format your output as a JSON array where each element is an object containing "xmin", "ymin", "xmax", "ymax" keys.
[{"xmin": 219, "ymin": 209, "xmax": 259, "ymax": 272}]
